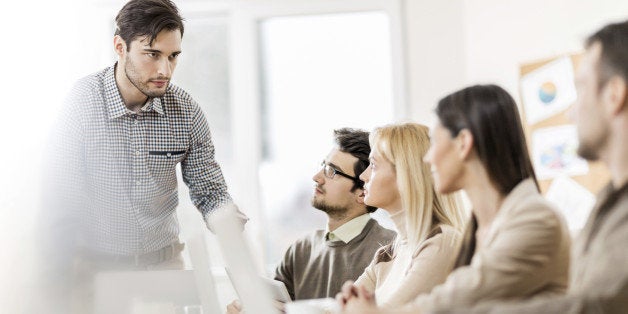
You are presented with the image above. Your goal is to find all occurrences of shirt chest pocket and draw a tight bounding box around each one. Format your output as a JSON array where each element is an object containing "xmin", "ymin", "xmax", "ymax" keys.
[{"xmin": 146, "ymin": 150, "xmax": 187, "ymax": 176}]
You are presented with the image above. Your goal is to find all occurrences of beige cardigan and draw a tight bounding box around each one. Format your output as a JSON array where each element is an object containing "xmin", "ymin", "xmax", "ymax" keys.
[
  {"xmin": 407, "ymin": 179, "xmax": 571, "ymax": 311},
  {"xmin": 355, "ymin": 210, "xmax": 462, "ymax": 308}
]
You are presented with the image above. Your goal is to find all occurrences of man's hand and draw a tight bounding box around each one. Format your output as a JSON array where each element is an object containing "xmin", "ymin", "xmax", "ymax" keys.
[
  {"xmin": 225, "ymin": 299, "xmax": 285, "ymax": 314},
  {"xmin": 226, "ymin": 299, "xmax": 243, "ymax": 314},
  {"xmin": 272, "ymin": 300, "xmax": 286, "ymax": 313},
  {"xmin": 206, "ymin": 202, "xmax": 249, "ymax": 233},
  {"xmin": 233, "ymin": 206, "xmax": 249, "ymax": 232}
]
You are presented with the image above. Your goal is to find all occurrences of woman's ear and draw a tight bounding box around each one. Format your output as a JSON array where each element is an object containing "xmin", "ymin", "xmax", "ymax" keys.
[{"xmin": 456, "ymin": 129, "xmax": 474, "ymax": 160}]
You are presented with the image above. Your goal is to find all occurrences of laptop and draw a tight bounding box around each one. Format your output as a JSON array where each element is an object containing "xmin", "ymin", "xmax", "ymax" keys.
[
  {"xmin": 225, "ymin": 268, "xmax": 292, "ymax": 303},
  {"xmin": 209, "ymin": 204, "xmax": 340, "ymax": 314}
]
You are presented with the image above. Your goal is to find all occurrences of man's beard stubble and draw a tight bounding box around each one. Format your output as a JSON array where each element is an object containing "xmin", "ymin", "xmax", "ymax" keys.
[
  {"xmin": 125, "ymin": 55, "xmax": 168, "ymax": 98},
  {"xmin": 577, "ymin": 144, "xmax": 600, "ymax": 162},
  {"xmin": 311, "ymin": 197, "xmax": 349, "ymax": 220},
  {"xmin": 576, "ymin": 129, "xmax": 608, "ymax": 162}
]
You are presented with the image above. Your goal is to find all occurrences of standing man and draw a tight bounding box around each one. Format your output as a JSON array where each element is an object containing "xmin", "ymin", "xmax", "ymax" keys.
[
  {"xmin": 39, "ymin": 0, "xmax": 244, "ymax": 312},
  {"xmin": 228, "ymin": 128, "xmax": 395, "ymax": 313}
]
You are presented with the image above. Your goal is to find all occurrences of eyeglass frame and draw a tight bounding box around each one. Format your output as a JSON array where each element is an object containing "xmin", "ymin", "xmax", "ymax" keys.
[{"xmin": 320, "ymin": 160, "xmax": 362, "ymax": 184}]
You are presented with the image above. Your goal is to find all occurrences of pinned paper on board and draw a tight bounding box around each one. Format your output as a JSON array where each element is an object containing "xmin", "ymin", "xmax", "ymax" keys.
[
  {"xmin": 545, "ymin": 175, "xmax": 595, "ymax": 232},
  {"xmin": 520, "ymin": 57, "xmax": 577, "ymax": 124},
  {"xmin": 532, "ymin": 125, "xmax": 588, "ymax": 180}
]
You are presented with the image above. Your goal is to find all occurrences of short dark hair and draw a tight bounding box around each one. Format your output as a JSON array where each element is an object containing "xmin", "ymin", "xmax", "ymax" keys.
[
  {"xmin": 115, "ymin": 0, "xmax": 184, "ymax": 49},
  {"xmin": 435, "ymin": 84, "xmax": 538, "ymax": 196},
  {"xmin": 585, "ymin": 19, "xmax": 628, "ymax": 89},
  {"xmin": 333, "ymin": 128, "xmax": 377, "ymax": 213}
]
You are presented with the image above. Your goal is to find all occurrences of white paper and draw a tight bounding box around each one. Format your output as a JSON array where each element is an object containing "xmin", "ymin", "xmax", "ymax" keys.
[
  {"xmin": 545, "ymin": 175, "xmax": 595, "ymax": 232},
  {"xmin": 520, "ymin": 57, "xmax": 577, "ymax": 124},
  {"xmin": 532, "ymin": 125, "xmax": 589, "ymax": 180}
]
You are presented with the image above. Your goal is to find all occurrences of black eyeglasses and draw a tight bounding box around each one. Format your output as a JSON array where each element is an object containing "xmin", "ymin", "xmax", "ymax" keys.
[{"xmin": 320, "ymin": 160, "xmax": 361, "ymax": 183}]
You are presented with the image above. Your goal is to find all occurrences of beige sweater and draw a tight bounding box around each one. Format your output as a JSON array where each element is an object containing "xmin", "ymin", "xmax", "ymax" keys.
[{"xmin": 355, "ymin": 210, "xmax": 462, "ymax": 308}]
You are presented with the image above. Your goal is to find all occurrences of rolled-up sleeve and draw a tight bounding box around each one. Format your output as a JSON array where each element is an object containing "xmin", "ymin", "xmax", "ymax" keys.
[{"xmin": 181, "ymin": 104, "xmax": 232, "ymax": 218}]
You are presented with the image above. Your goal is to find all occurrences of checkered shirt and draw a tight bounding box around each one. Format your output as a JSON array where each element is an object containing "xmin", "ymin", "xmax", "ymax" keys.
[{"xmin": 49, "ymin": 64, "xmax": 232, "ymax": 255}]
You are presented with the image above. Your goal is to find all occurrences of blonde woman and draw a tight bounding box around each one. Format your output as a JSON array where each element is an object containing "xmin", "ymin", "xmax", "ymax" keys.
[{"xmin": 337, "ymin": 122, "xmax": 467, "ymax": 308}]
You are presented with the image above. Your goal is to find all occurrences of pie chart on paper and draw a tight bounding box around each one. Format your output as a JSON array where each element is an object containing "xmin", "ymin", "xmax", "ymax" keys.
[{"xmin": 538, "ymin": 81, "xmax": 557, "ymax": 105}]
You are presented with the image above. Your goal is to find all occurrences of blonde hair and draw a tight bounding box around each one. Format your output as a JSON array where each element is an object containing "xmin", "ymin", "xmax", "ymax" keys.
[{"xmin": 371, "ymin": 123, "xmax": 466, "ymax": 250}]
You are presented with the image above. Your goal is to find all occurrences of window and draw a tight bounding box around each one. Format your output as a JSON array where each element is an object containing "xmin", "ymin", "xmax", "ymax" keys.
[{"xmin": 258, "ymin": 11, "xmax": 397, "ymax": 265}]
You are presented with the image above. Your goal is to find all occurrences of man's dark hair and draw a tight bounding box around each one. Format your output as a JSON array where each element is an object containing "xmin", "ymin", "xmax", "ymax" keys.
[
  {"xmin": 585, "ymin": 19, "xmax": 628, "ymax": 89},
  {"xmin": 333, "ymin": 128, "xmax": 377, "ymax": 213},
  {"xmin": 435, "ymin": 84, "xmax": 538, "ymax": 196},
  {"xmin": 115, "ymin": 0, "xmax": 184, "ymax": 49}
]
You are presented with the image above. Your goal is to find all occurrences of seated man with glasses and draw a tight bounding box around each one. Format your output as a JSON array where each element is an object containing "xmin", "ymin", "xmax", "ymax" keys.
[{"xmin": 227, "ymin": 128, "xmax": 395, "ymax": 313}]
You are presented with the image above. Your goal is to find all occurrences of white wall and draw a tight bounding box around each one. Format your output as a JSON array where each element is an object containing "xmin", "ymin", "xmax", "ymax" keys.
[
  {"xmin": 405, "ymin": 0, "xmax": 628, "ymax": 124},
  {"xmin": 464, "ymin": 0, "xmax": 628, "ymax": 101},
  {"xmin": 404, "ymin": 0, "xmax": 467, "ymax": 125}
]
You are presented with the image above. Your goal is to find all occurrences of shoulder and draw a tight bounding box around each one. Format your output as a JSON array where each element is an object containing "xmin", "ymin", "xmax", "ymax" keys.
[
  {"xmin": 438, "ymin": 224, "xmax": 463, "ymax": 249},
  {"xmin": 289, "ymin": 229, "xmax": 326, "ymax": 250},
  {"xmin": 508, "ymin": 191, "xmax": 564, "ymax": 229},
  {"xmin": 62, "ymin": 68, "xmax": 109, "ymax": 117},
  {"xmin": 163, "ymin": 83, "xmax": 200, "ymax": 112},
  {"xmin": 492, "ymin": 189, "xmax": 570, "ymax": 251},
  {"xmin": 367, "ymin": 219, "xmax": 397, "ymax": 241},
  {"xmin": 502, "ymin": 179, "xmax": 564, "ymax": 227},
  {"xmin": 77, "ymin": 67, "xmax": 108, "ymax": 87},
  {"xmin": 68, "ymin": 69, "xmax": 107, "ymax": 101},
  {"xmin": 278, "ymin": 230, "xmax": 324, "ymax": 262},
  {"xmin": 414, "ymin": 224, "xmax": 462, "ymax": 257},
  {"xmin": 605, "ymin": 192, "xmax": 628, "ymax": 233},
  {"xmin": 73, "ymin": 71, "xmax": 104, "ymax": 90}
]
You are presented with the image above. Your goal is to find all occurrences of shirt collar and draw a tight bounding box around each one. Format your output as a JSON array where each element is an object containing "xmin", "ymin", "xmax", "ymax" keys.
[
  {"xmin": 105, "ymin": 63, "xmax": 165, "ymax": 119},
  {"xmin": 149, "ymin": 97, "xmax": 165, "ymax": 115},
  {"xmin": 326, "ymin": 213, "xmax": 371, "ymax": 243}
]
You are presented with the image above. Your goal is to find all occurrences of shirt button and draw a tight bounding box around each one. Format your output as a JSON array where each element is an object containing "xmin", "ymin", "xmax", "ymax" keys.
[
  {"xmin": 135, "ymin": 150, "xmax": 140, "ymax": 156},
  {"xmin": 136, "ymin": 180, "xmax": 141, "ymax": 185},
  {"xmin": 166, "ymin": 153, "xmax": 171, "ymax": 157}
]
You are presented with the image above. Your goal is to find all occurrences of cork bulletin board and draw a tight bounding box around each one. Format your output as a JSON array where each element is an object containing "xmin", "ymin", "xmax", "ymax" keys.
[{"xmin": 519, "ymin": 54, "xmax": 609, "ymax": 195}]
